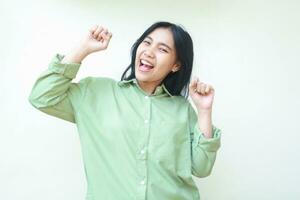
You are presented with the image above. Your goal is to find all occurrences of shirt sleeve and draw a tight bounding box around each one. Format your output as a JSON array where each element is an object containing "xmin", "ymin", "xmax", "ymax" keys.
[
  {"xmin": 188, "ymin": 103, "xmax": 222, "ymax": 178},
  {"xmin": 28, "ymin": 53, "xmax": 91, "ymax": 123}
]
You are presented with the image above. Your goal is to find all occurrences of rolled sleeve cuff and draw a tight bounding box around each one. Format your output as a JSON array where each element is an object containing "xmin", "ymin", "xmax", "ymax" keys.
[
  {"xmin": 48, "ymin": 53, "xmax": 81, "ymax": 79},
  {"xmin": 192, "ymin": 124, "xmax": 221, "ymax": 152}
]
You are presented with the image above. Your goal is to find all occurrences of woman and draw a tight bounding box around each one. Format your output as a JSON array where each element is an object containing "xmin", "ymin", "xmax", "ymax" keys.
[{"xmin": 29, "ymin": 21, "xmax": 221, "ymax": 200}]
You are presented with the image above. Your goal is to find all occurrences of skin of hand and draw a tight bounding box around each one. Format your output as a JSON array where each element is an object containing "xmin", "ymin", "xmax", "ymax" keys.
[
  {"xmin": 189, "ymin": 77, "xmax": 215, "ymax": 138},
  {"xmin": 60, "ymin": 25, "xmax": 113, "ymax": 68},
  {"xmin": 79, "ymin": 24, "xmax": 113, "ymax": 55},
  {"xmin": 189, "ymin": 77, "xmax": 215, "ymax": 112}
]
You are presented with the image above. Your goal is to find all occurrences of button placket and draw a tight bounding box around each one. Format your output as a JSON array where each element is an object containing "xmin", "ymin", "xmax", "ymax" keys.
[
  {"xmin": 138, "ymin": 147, "xmax": 147, "ymax": 160},
  {"xmin": 140, "ymin": 179, "xmax": 146, "ymax": 185},
  {"xmin": 136, "ymin": 95, "xmax": 151, "ymax": 200}
]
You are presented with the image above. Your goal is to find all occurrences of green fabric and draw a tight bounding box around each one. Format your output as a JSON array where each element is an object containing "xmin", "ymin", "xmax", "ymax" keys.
[{"xmin": 28, "ymin": 53, "xmax": 222, "ymax": 200}]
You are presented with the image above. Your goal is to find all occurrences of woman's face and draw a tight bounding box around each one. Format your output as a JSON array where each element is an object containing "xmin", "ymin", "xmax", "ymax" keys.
[{"xmin": 134, "ymin": 27, "xmax": 180, "ymax": 85}]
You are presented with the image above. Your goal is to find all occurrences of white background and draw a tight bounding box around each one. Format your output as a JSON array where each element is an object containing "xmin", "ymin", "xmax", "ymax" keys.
[{"xmin": 1, "ymin": 0, "xmax": 299, "ymax": 199}]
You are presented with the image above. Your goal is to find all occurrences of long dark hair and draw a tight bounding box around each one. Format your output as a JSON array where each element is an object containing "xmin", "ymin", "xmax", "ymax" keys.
[{"xmin": 120, "ymin": 21, "xmax": 194, "ymax": 98}]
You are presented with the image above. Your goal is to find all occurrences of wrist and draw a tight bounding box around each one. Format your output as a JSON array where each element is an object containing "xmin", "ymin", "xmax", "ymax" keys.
[
  {"xmin": 75, "ymin": 44, "xmax": 90, "ymax": 58},
  {"xmin": 197, "ymin": 108, "xmax": 212, "ymax": 115},
  {"xmin": 62, "ymin": 45, "xmax": 89, "ymax": 64}
]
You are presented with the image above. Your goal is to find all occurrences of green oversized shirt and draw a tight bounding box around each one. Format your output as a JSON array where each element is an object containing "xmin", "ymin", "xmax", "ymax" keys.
[{"xmin": 28, "ymin": 53, "xmax": 221, "ymax": 200}]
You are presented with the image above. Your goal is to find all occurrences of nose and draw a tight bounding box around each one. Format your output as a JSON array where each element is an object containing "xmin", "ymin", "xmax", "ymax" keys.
[{"xmin": 143, "ymin": 47, "xmax": 155, "ymax": 58}]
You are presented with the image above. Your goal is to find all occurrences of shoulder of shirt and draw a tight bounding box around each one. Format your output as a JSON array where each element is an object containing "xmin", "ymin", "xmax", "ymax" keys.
[
  {"xmin": 168, "ymin": 95, "xmax": 189, "ymax": 106},
  {"xmin": 85, "ymin": 76, "xmax": 117, "ymax": 85},
  {"xmin": 173, "ymin": 97, "xmax": 194, "ymax": 111},
  {"xmin": 78, "ymin": 76, "xmax": 117, "ymax": 91}
]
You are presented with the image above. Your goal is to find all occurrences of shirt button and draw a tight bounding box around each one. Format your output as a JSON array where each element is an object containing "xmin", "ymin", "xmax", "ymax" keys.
[
  {"xmin": 140, "ymin": 180, "xmax": 145, "ymax": 185},
  {"xmin": 140, "ymin": 149, "xmax": 145, "ymax": 154},
  {"xmin": 144, "ymin": 119, "xmax": 149, "ymax": 123},
  {"xmin": 144, "ymin": 96, "xmax": 149, "ymax": 99}
]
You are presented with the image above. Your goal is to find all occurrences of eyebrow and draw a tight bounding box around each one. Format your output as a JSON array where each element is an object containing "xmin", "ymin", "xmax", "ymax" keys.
[{"xmin": 145, "ymin": 36, "xmax": 173, "ymax": 51}]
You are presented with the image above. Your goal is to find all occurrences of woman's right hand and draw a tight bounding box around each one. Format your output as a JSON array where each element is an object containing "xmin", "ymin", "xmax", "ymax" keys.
[{"xmin": 79, "ymin": 24, "xmax": 113, "ymax": 55}]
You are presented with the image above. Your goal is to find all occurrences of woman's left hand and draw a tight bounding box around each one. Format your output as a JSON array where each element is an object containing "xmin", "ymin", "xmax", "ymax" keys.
[{"xmin": 189, "ymin": 77, "xmax": 215, "ymax": 111}]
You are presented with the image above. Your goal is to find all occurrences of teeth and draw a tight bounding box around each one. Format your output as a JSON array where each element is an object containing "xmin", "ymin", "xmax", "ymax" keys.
[{"xmin": 141, "ymin": 59, "xmax": 153, "ymax": 67}]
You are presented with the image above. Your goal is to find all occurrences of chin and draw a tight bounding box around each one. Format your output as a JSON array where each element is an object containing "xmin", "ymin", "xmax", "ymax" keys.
[{"xmin": 134, "ymin": 73, "xmax": 150, "ymax": 82}]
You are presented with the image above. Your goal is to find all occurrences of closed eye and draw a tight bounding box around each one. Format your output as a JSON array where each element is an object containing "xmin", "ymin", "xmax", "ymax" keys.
[
  {"xmin": 143, "ymin": 40, "xmax": 151, "ymax": 45},
  {"xmin": 159, "ymin": 48, "xmax": 168, "ymax": 53}
]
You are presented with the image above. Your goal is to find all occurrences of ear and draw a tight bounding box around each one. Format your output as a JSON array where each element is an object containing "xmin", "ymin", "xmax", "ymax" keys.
[{"xmin": 171, "ymin": 62, "xmax": 181, "ymax": 73}]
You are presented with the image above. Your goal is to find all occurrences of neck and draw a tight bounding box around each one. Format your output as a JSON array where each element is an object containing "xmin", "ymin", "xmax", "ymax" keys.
[{"xmin": 137, "ymin": 80, "xmax": 161, "ymax": 95}]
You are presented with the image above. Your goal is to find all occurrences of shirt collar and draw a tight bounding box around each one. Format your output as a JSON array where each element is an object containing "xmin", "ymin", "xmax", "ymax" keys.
[{"xmin": 117, "ymin": 78, "xmax": 173, "ymax": 97}]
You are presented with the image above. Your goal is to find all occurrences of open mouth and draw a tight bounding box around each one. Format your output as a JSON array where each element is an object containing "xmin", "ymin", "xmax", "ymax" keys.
[{"xmin": 139, "ymin": 59, "xmax": 154, "ymax": 72}]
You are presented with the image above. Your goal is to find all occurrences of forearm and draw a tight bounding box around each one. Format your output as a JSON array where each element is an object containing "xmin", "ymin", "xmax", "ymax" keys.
[
  {"xmin": 197, "ymin": 109, "xmax": 213, "ymax": 138},
  {"xmin": 61, "ymin": 44, "xmax": 89, "ymax": 64},
  {"xmin": 28, "ymin": 54, "xmax": 80, "ymax": 107},
  {"xmin": 189, "ymin": 105, "xmax": 221, "ymax": 178},
  {"xmin": 28, "ymin": 53, "xmax": 90, "ymax": 122}
]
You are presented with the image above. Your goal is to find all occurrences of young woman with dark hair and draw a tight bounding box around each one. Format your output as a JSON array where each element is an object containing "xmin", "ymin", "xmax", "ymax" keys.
[
  {"xmin": 29, "ymin": 21, "xmax": 221, "ymax": 200},
  {"xmin": 121, "ymin": 21, "xmax": 194, "ymax": 98}
]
